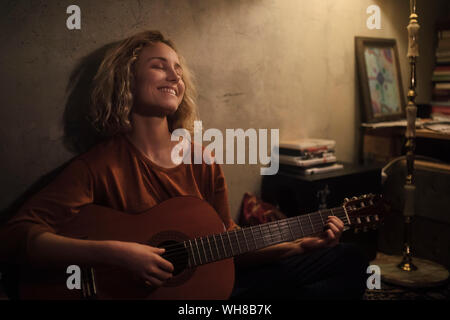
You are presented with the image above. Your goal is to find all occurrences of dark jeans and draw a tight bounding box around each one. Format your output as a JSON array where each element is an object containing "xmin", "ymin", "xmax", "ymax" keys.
[{"xmin": 230, "ymin": 243, "xmax": 369, "ymax": 300}]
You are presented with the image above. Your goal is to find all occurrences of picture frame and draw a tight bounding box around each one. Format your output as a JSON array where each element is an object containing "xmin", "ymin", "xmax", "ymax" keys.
[{"xmin": 355, "ymin": 37, "xmax": 406, "ymax": 123}]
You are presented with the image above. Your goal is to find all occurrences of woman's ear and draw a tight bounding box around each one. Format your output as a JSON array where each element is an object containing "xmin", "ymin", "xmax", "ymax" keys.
[{"xmin": 129, "ymin": 71, "xmax": 137, "ymax": 96}]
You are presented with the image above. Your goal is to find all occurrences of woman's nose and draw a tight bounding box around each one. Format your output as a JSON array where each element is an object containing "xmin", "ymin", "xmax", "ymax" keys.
[{"xmin": 167, "ymin": 67, "xmax": 181, "ymax": 82}]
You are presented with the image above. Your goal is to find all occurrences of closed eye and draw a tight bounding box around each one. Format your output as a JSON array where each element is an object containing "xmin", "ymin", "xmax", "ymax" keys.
[
  {"xmin": 151, "ymin": 64, "xmax": 164, "ymax": 69},
  {"xmin": 150, "ymin": 62, "xmax": 183, "ymax": 79}
]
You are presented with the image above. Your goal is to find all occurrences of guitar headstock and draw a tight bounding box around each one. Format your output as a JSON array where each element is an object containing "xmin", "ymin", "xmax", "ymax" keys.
[{"xmin": 342, "ymin": 194, "xmax": 386, "ymax": 233}]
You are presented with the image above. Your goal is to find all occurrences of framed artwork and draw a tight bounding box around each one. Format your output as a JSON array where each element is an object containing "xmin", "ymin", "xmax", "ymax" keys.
[{"xmin": 355, "ymin": 37, "xmax": 406, "ymax": 123}]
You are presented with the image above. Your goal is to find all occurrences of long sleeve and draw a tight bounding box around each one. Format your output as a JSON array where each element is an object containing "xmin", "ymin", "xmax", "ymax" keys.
[
  {"xmin": 0, "ymin": 134, "xmax": 240, "ymax": 265},
  {"xmin": 0, "ymin": 158, "xmax": 94, "ymax": 265},
  {"xmin": 210, "ymin": 163, "xmax": 239, "ymax": 231}
]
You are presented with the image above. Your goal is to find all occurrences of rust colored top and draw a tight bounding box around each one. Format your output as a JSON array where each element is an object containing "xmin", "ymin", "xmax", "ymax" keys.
[{"xmin": 0, "ymin": 134, "xmax": 237, "ymax": 264}]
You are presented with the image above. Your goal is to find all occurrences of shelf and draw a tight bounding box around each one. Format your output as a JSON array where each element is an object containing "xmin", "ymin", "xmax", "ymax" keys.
[
  {"xmin": 416, "ymin": 128, "xmax": 450, "ymax": 141},
  {"xmin": 363, "ymin": 126, "xmax": 450, "ymax": 141},
  {"xmin": 361, "ymin": 124, "xmax": 450, "ymax": 164}
]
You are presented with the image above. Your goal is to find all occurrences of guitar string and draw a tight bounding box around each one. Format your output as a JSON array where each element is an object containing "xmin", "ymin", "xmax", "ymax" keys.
[
  {"xmin": 162, "ymin": 217, "xmax": 350, "ymax": 267},
  {"xmin": 160, "ymin": 209, "xmax": 350, "ymax": 258},
  {"xmin": 163, "ymin": 210, "xmax": 350, "ymax": 257},
  {"xmin": 159, "ymin": 207, "xmax": 349, "ymax": 252},
  {"xmin": 162, "ymin": 213, "xmax": 356, "ymax": 267},
  {"xmin": 164, "ymin": 203, "xmax": 378, "ymax": 267},
  {"xmin": 161, "ymin": 209, "xmax": 355, "ymax": 264}
]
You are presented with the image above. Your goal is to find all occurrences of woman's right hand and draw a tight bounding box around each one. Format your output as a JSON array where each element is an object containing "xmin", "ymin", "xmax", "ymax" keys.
[
  {"xmin": 28, "ymin": 233, "xmax": 174, "ymax": 288},
  {"xmin": 109, "ymin": 241, "xmax": 174, "ymax": 288}
]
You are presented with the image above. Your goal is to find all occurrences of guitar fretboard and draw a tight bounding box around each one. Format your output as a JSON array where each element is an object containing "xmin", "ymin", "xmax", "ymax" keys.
[{"xmin": 178, "ymin": 207, "xmax": 349, "ymax": 268}]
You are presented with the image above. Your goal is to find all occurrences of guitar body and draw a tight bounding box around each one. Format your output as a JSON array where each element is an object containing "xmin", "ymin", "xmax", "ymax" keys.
[
  {"xmin": 18, "ymin": 193, "xmax": 385, "ymax": 300},
  {"xmin": 19, "ymin": 196, "xmax": 235, "ymax": 300}
]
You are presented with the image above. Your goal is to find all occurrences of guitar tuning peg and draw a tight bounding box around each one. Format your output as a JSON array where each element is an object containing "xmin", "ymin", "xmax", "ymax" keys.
[
  {"xmin": 354, "ymin": 228, "xmax": 359, "ymax": 234},
  {"xmin": 374, "ymin": 214, "xmax": 379, "ymax": 221},
  {"xmin": 365, "ymin": 216, "xmax": 371, "ymax": 223},
  {"xmin": 352, "ymin": 196, "xmax": 358, "ymax": 200},
  {"xmin": 344, "ymin": 198, "xmax": 350, "ymax": 203},
  {"xmin": 356, "ymin": 217, "xmax": 362, "ymax": 224}
]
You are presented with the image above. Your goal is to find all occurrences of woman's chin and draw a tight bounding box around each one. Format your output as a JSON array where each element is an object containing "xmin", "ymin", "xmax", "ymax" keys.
[
  {"xmin": 154, "ymin": 100, "xmax": 180, "ymax": 114},
  {"xmin": 132, "ymin": 103, "xmax": 179, "ymax": 117},
  {"xmin": 163, "ymin": 104, "xmax": 179, "ymax": 115}
]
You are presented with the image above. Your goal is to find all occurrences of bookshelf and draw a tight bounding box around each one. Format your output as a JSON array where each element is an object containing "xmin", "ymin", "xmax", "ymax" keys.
[
  {"xmin": 431, "ymin": 20, "xmax": 450, "ymax": 118},
  {"xmin": 361, "ymin": 126, "xmax": 450, "ymax": 165}
]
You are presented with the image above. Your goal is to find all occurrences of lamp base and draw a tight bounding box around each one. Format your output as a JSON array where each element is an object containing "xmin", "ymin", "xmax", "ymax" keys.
[{"xmin": 371, "ymin": 252, "xmax": 449, "ymax": 288}]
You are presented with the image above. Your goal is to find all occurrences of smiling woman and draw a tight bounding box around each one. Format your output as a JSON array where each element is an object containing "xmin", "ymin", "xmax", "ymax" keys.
[
  {"xmin": 132, "ymin": 43, "xmax": 186, "ymax": 118},
  {"xmin": 89, "ymin": 30, "xmax": 197, "ymax": 137},
  {"xmin": 0, "ymin": 30, "xmax": 368, "ymax": 300}
]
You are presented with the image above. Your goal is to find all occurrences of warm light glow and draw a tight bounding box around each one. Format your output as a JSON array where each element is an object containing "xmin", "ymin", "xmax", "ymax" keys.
[{"xmin": 410, "ymin": 0, "xmax": 416, "ymax": 14}]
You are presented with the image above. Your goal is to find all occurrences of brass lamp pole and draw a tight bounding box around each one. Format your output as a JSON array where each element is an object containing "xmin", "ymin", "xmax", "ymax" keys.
[
  {"xmin": 398, "ymin": 0, "xmax": 420, "ymax": 272},
  {"xmin": 371, "ymin": 0, "xmax": 449, "ymax": 289}
]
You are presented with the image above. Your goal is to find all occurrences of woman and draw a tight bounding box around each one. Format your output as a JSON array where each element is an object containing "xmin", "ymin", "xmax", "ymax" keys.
[{"xmin": 0, "ymin": 30, "xmax": 368, "ymax": 299}]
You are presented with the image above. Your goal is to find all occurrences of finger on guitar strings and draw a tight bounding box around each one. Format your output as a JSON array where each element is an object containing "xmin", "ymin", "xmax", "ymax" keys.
[
  {"xmin": 325, "ymin": 228, "xmax": 336, "ymax": 241},
  {"xmin": 327, "ymin": 216, "xmax": 344, "ymax": 229},
  {"xmin": 156, "ymin": 254, "xmax": 175, "ymax": 272},
  {"xmin": 144, "ymin": 275, "xmax": 168, "ymax": 288},
  {"xmin": 327, "ymin": 221, "xmax": 341, "ymax": 235},
  {"xmin": 146, "ymin": 266, "xmax": 173, "ymax": 282}
]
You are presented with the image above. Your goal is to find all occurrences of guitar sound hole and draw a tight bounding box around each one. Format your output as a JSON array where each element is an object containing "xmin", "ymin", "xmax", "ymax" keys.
[{"xmin": 159, "ymin": 240, "xmax": 188, "ymax": 276}]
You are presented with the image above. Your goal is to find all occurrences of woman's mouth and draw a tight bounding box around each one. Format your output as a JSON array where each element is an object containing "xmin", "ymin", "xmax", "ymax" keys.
[{"xmin": 158, "ymin": 87, "xmax": 177, "ymax": 96}]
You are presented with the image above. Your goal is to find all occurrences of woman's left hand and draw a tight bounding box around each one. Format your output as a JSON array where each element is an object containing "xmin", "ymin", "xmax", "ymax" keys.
[
  {"xmin": 297, "ymin": 216, "xmax": 345, "ymax": 252},
  {"xmin": 237, "ymin": 216, "xmax": 345, "ymax": 266}
]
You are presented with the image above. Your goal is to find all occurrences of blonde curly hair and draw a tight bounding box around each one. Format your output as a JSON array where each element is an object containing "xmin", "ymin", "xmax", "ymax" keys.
[{"xmin": 89, "ymin": 30, "xmax": 198, "ymax": 136}]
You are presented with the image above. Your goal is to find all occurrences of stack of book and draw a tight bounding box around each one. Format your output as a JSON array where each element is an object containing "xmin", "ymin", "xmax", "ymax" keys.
[
  {"xmin": 431, "ymin": 22, "xmax": 450, "ymax": 119},
  {"xmin": 277, "ymin": 139, "xmax": 343, "ymax": 176}
]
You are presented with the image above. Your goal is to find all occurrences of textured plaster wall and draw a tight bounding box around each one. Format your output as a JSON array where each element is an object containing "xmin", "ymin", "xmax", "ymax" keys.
[{"xmin": 0, "ymin": 0, "xmax": 448, "ymax": 221}]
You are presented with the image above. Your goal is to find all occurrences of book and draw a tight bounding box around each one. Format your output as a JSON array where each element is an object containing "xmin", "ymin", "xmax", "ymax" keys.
[
  {"xmin": 433, "ymin": 88, "xmax": 450, "ymax": 96},
  {"xmin": 435, "ymin": 83, "xmax": 450, "ymax": 90},
  {"xmin": 434, "ymin": 65, "xmax": 450, "ymax": 72},
  {"xmin": 280, "ymin": 163, "xmax": 344, "ymax": 176},
  {"xmin": 433, "ymin": 71, "xmax": 450, "ymax": 76},
  {"xmin": 302, "ymin": 163, "xmax": 344, "ymax": 175},
  {"xmin": 436, "ymin": 50, "xmax": 450, "ymax": 58},
  {"xmin": 432, "ymin": 96, "xmax": 450, "ymax": 102},
  {"xmin": 438, "ymin": 30, "xmax": 450, "ymax": 39},
  {"xmin": 431, "ymin": 105, "xmax": 450, "ymax": 115},
  {"xmin": 432, "ymin": 75, "xmax": 450, "ymax": 82},
  {"xmin": 278, "ymin": 139, "xmax": 336, "ymax": 157},
  {"xmin": 361, "ymin": 119, "xmax": 424, "ymax": 129},
  {"xmin": 279, "ymin": 153, "xmax": 337, "ymax": 168},
  {"xmin": 431, "ymin": 113, "xmax": 450, "ymax": 121},
  {"xmin": 437, "ymin": 57, "xmax": 450, "ymax": 63},
  {"xmin": 430, "ymin": 101, "xmax": 450, "ymax": 107}
]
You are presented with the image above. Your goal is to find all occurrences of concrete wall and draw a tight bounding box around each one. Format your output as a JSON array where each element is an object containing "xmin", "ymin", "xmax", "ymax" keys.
[{"xmin": 1, "ymin": 0, "xmax": 449, "ymax": 221}]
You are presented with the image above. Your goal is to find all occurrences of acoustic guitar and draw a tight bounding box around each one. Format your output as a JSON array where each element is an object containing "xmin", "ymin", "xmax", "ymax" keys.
[{"xmin": 19, "ymin": 194, "xmax": 385, "ymax": 300}]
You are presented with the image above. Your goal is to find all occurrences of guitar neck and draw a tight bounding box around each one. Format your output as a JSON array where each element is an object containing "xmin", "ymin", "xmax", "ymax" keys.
[{"xmin": 183, "ymin": 206, "xmax": 350, "ymax": 268}]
